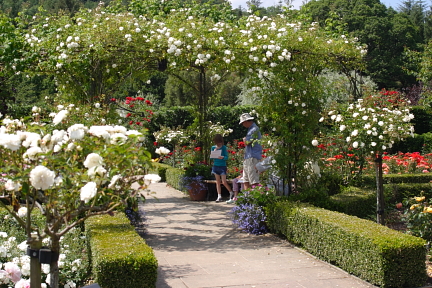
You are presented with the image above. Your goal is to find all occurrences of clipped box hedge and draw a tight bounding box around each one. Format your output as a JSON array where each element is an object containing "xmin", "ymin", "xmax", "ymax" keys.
[
  {"xmin": 165, "ymin": 166, "xmax": 185, "ymax": 191},
  {"xmin": 330, "ymin": 186, "xmax": 376, "ymax": 219},
  {"xmin": 148, "ymin": 162, "xmax": 172, "ymax": 182},
  {"xmin": 384, "ymin": 182, "xmax": 432, "ymax": 203},
  {"xmin": 85, "ymin": 213, "xmax": 157, "ymax": 288},
  {"xmin": 266, "ymin": 201, "xmax": 427, "ymax": 288},
  {"xmin": 359, "ymin": 173, "xmax": 432, "ymax": 187}
]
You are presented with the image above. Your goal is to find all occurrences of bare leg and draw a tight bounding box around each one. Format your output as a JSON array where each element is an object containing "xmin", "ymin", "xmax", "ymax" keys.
[
  {"xmin": 221, "ymin": 174, "xmax": 232, "ymax": 193},
  {"xmin": 244, "ymin": 182, "xmax": 251, "ymax": 190},
  {"xmin": 215, "ymin": 174, "xmax": 222, "ymax": 201}
]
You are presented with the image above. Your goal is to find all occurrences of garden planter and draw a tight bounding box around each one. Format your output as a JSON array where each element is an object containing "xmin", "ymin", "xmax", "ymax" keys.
[{"xmin": 187, "ymin": 181, "xmax": 207, "ymax": 201}]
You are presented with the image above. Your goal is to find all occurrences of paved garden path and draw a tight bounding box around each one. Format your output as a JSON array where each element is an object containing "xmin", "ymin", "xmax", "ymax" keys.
[{"xmin": 138, "ymin": 182, "xmax": 378, "ymax": 288}]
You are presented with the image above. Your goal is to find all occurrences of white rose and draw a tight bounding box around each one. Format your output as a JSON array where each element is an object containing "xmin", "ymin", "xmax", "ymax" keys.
[
  {"xmin": 17, "ymin": 207, "xmax": 27, "ymax": 217},
  {"xmin": 84, "ymin": 153, "xmax": 103, "ymax": 169},
  {"xmin": 80, "ymin": 182, "xmax": 97, "ymax": 203},
  {"xmin": 30, "ymin": 166, "xmax": 55, "ymax": 190}
]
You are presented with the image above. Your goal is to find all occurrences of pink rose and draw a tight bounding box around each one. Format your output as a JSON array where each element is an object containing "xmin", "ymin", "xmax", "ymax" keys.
[
  {"xmin": 14, "ymin": 279, "xmax": 30, "ymax": 288},
  {"xmin": 3, "ymin": 262, "xmax": 21, "ymax": 283}
]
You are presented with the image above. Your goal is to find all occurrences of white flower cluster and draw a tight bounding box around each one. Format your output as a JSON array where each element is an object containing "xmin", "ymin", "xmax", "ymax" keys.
[
  {"xmin": 0, "ymin": 111, "xmax": 143, "ymax": 201},
  {"xmin": 323, "ymin": 96, "xmax": 415, "ymax": 153},
  {"xmin": 209, "ymin": 122, "xmax": 233, "ymax": 137},
  {"xmin": 144, "ymin": 174, "xmax": 162, "ymax": 184},
  {"xmin": 155, "ymin": 146, "xmax": 170, "ymax": 155},
  {"xmin": 154, "ymin": 129, "xmax": 187, "ymax": 144}
]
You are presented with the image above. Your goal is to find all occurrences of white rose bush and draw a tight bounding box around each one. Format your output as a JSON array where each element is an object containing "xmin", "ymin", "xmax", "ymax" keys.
[
  {"xmin": 0, "ymin": 105, "xmax": 152, "ymax": 288},
  {"xmin": 315, "ymin": 90, "xmax": 415, "ymax": 224}
]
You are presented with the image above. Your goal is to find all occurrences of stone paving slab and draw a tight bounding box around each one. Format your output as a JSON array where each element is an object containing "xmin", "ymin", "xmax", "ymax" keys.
[{"xmin": 139, "ymin": 183, "xmax": 378, "ymax": 288}]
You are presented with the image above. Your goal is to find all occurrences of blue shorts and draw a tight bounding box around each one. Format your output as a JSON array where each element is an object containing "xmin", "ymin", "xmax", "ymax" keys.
[{"xmin": 212, "ymin": 166, "xmax": 227, "ymax": 176}]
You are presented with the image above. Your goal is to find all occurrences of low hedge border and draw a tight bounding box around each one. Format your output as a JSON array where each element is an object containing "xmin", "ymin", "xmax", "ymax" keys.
[
  {"xmin": 85, "ymin": 213, "xmax": 157, "ymax": 288},
  {"xmin": 359, "ymin": 173, "xmax": 432, "ymax": 187},
  {"xmin": 329, "ymin": 186, "xmax": 376, "ymax": 219},
  {"xmin": 164, "ymin": 165, "xmax": 185, "ymax": 191},
  {"xmin": 148, "ymin": 162, "xmax": 172, "ymax": 182},
  {"xmin": 266, "ymin": 201, "xmax": 427, "ymax": 288}
]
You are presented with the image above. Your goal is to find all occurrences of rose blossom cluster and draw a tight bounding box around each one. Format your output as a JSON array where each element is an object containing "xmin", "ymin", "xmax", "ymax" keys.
[{"xmin": 0, "ymin": 106, "xmax": 147, "ymax": 223}]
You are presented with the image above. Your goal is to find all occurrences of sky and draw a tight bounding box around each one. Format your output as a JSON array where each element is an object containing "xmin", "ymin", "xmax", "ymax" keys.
[{"xmin": 229, "ymin": 0, "xmax": 403, "ymax": 10}]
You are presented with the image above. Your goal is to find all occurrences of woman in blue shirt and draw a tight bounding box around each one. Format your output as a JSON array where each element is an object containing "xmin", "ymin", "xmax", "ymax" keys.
[{"xmin": 210, "ymin": 134, "xmax": 233, "ymax": 202}]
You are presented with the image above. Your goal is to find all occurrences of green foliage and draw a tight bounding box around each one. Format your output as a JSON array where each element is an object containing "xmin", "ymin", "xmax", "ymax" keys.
[
  {"xmin": 236, "ymin": 185, "xmax": 280, "ymax": 208},
  {"xmin": 359, "ymin": 173, "xmax": 432, "ymax": 187},
  {"xmin": 148, "ymin": 162, "xmax": 172, "ymax": 182},
  {"xmin": 0, "ymin": 207, "xmax": 91, "ymax": 287},
  {"xmin": 304, "ymin": 0, "xmax": 420, "ymax": 89},
  {"xmin": 266, "ymin": 201, "xmax": 427, "ymax": 288},
  {"xmin": 85, "ymin": 213, "xmax": 157, "ymax": 288},
  {"xmin": 403, "ymin": 195, "xmax": 432, "ymax": 242},
  {"xmin": 165, "ymin": 166, "xmax": 184, "ymax": 190},
  {"xmin": 410, "ymin": 106, "xmax": 432, "ymax": 134},
  {"xmin": 389, "ymin": 133, "xmax": 428, "ymax": 153},
  {"xmin": 287, "ymin": 186, "xmax": 334, "ymax": 210},
  {"xmin": 148, "ymin": 105, "xmax": 256, "ymax": 144},
  {"xmin": 329, "ymin": 186, "xmax": 376, "ymax": 219},
  {"xmin": 183, "ymin": 162, "xmax": 212, "ymax": 179}
]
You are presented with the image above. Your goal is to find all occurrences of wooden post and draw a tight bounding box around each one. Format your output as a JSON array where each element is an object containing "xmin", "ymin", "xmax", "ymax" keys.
[
  {"xmin": 29, "ymin": 235, "xmax": 42, "ymax": 288},
  {"xmin": 375, "ymin": 153, "xmax": 385, "ymax": 225}
]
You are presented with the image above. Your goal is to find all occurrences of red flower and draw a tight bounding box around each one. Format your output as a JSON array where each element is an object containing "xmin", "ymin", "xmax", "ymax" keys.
[
  {"xmin": 146, "ymin": 100, "xmax": 152, "ymax": 106},
  {"xmin": 153, "ymin": 142, "xmax": 158, "ymax": 146},
  {"xmin": 194, "ymin": 147, "xmax": 201, "ymax": 151},
  {"xmin": 126, "ymin": 113, "xmax": 132, "ymax": 118},
  {"xmin": 238, "ymin": 141, "xmax": 246, "ymax": 148},
  {"xmin": 110, "ymin": 98, "xmax": 116, "ymax": 102}
]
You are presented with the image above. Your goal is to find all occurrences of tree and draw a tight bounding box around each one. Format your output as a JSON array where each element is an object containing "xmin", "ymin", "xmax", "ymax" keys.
[
  {"xmin": 317, "ymin": 91, "xmax": 415, "ymax": 224},
  {"xmin": 303, "ymin": 0, "xmax": 420, "ymax": 89},
  {"xmin": 0, "ymin": 104, "xmax": 152, "ymax": 288}
]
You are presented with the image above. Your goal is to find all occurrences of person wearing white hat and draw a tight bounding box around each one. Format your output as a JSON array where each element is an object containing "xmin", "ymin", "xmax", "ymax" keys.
[{"xmin": 227, "ymin": 113, "xmax": 262, "ymax": 203}]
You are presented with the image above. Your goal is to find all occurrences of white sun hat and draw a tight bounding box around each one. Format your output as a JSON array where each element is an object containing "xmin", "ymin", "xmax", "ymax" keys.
[{"xmin": 239, "ymin": 113, "xmax": 254, "ymax": 124}]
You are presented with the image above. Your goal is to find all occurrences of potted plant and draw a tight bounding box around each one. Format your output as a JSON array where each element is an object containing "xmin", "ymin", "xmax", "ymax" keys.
[{"xmin": 181, "ymin": 162, "xmax": 212, "ymax": 201}]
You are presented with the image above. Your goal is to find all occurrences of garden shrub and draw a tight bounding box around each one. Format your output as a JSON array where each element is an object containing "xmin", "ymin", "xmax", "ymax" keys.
[
  {"xmin": 384, "ymin": 182, "xmax": 432, "ymax": 203},
  {"xmin": 410, "ymin": 106, "xmax": 432, "ymax": 135},
  {"xmin": 148, "ymin": 105, "xmax": 256, "ymax": 144},
  {"xmin": 420, "ymin": 132, "xmax": 432, "ymax": 154},
  {"xmin": 0, "ymin": 207, "xmax": 91, "ymax": 287},
  {"xmin": 403, "ymin": 195, "xmax": 432, "ymax": 242},
  {"xmin": 85, "ymin": 213, "xmax": 157, "ymax": 288},
  {"xmin": 266, "ymin": 201, "xmax": 427, "ymax": 288},
  {"xmin": 359, "ymin": 173, "xmax": 432, "ymax": 187},
  {"xmin": 148, "ymin": 162, "xmax": 172, "ymax": 182},
  {"xmin": 229, "ymin": 185, "xmax": 280, "ymax": 235},
  {"xmin": 165, "ymin": 166, "xmax": 184, "ymax": 191},
  {"xmin": 330, "ymin": 186, "xmax": 376, "ymax": 219},
  {"xmin": 390, "ymin": 133, "xmax": 432, "ymax": 154},
  {"xmin": 229, "ymin": 203, "xmax": 268, "ymax": 235},
  {"xmin": 287, "ymin": 186, "xmax": 335, "ymax": 210}
]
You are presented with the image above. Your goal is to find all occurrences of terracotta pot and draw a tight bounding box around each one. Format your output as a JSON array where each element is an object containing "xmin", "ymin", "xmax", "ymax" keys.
[{"xmin": 187, "ymin": 181, "xmax": 207, "ymax": 201}]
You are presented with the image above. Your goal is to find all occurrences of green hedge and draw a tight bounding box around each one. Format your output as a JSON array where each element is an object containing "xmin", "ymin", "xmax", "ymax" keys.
[
  {"xmin": 359, "ymin": 173, "xmax": 432, "ymax": 187},
  {"xmin": 147, "ymin": 105, "xmax": 256, "ymax": 144},
  {"xmin": 329, "ymin": 187, "xmax": 376, "ymax": 219},
  {"xmin": 266, "ymin": 201, "xmax": 427, "ymax": 288},
  {"xmin": 165, "ymin": 165, "xmax": 185, "ymax": 191},
  {"xmin": 384, "ymin": 182, "xmax": 432, "ymax": 203},
  {"xmin": 85, "ymin": 213, "xmax": 157, "ymax": 288},
  {"xmin": 148, "ymin": 162, "xmax": 172, "ymax": 182}
]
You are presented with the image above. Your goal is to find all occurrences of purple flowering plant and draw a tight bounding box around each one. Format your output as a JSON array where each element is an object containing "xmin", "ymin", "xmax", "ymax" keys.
[
  {"xmin": 229, "ymin": 185, "xmax": 279, "ymax": 235},
  {"xmin": 180, "ymin": 162, "xmax": 212, "ymax": 192}
]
